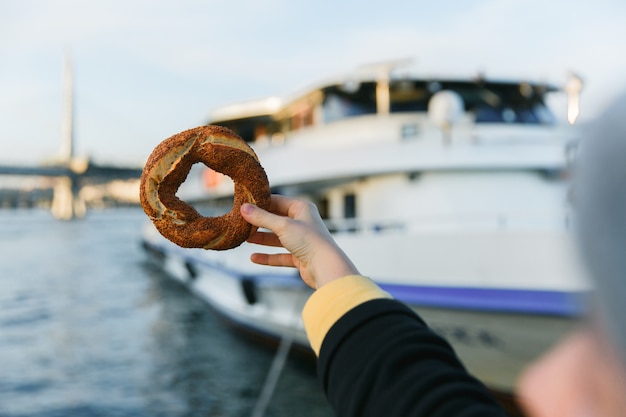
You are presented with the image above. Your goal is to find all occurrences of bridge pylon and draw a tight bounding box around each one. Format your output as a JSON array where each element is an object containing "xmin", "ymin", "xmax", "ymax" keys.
[
  {"xmin": 51, "ymin": 175, "xmax": 86, "ymax": 220},
  {"xmin": 51, "ymin": 50, "xmax": 85, "ymax": 220},
  {"xmin": 0, "ymin": 52, "xmax": 143, "ymax": 218}
]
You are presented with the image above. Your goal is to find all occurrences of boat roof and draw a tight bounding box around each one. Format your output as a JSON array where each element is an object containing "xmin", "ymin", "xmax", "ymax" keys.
[
  {"xmin": 208, "ymin": 67, "xmax": 560, "ymax": 123},
  {"xmin": 209, "ymin": 96, "xmax": 283, "ymax": 123}
]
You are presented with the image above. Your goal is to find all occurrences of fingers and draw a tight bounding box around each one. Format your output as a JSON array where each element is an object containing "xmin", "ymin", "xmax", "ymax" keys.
[
  {"xmin": 250, "ymin": 252, "xmax": 296, "ymax": 268},
  {"xmin": 272, "ymin": 195, "xmax": 320, "ymax": 222},
  {"xmin": 266, "ymin": 194, "xmax": 292, "ymax": 215},
  {"xmin": 242, "ymin": 194, "xmax": 316, "ymax": 230},
  {"xmin": 268, "ymin": 194, "xmax": 305, "ymax": 216},
  {"xmin": 261, "ymin": 194, "xmax": 318, "ymax": 221},
  {"xmin": 241, "ymin": 200, "xmax": 287, "ymax": 231},
  {"xmin": 246, "ymin": 230, "xmax": 282, "ymax": 247}
]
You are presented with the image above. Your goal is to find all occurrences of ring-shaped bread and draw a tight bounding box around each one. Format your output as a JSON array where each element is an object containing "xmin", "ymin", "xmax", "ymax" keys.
[{"xmin": 140, "ymin": 125, "xmax": 271, "ymax": 250}]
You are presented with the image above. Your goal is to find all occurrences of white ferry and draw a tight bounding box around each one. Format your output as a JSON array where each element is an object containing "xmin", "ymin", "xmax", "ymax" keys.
[{"xmin": 141, "ymin": 63, "xmax": 588, "ymax": 393}]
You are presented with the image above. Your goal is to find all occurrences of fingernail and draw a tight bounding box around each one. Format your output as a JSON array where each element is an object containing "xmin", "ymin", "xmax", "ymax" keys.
[{"xmin": 241, "ymin": 203, "xmax": 255, "ymax": 215}]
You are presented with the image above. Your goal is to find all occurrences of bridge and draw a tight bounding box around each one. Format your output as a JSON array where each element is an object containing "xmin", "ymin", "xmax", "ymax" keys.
[{"xmin": 0, "ymin": 53, "xmax": 143, "ymax": 220}]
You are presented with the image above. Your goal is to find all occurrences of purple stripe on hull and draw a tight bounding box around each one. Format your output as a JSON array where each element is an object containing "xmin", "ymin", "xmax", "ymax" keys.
[
  {"xmin": 144, "ymin": 238, "xmax": 585, "ymax": 317},
  {"xmin": 379, "ymin": 283, "xmax": 587, "ymax": 316}
]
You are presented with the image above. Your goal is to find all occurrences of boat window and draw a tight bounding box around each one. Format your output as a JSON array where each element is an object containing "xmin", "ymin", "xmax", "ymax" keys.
[
  {"xmin": 385, "ymin": 80, "xmax": 556, "ymax": 125},
  {"xmin": 316, "ymin": 197, "xmax": 329, "ymax": 220},
  {"xmin": 389, "ymin": 80, "xmax": 429, "ymax": 113},
  {"xmin": 344, "ymin": 193, "xmax": 356, "ymax": 219},
  {"xmin": 473, "ymin": 103, "xmax": 555, "ymax": 124},
  {"xmin": 287, "ymin": 104, "xmax": 315, "ymax": 131},
  {"xmin": 322, "ymin": 83, "xmax": 377, "ymax": 123},
  {"xmin": 439, "ymin": 81, "xmax": 556, "ymax": 125}
]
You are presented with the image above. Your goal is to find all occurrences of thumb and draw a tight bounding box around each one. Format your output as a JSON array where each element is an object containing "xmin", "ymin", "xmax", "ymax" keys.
[{"xmin": 241, "ymin": 203, "xmax": 282, "ymax": 231}]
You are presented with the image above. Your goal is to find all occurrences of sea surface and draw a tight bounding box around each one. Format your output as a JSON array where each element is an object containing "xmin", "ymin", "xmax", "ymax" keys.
[{"xmin": 0, "ymin": 208, "xmax": 333, "ymax": 417}]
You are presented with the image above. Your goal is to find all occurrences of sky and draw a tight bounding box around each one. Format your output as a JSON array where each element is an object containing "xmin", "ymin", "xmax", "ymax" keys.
[{"xmin": 1, "ymin": 0, "xmax": 626, "ymax": 167}]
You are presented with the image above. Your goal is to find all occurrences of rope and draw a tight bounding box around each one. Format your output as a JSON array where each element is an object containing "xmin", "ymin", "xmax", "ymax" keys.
[{"xmin": 250, "ymin": 295, "xmax": 303, "ymax": 417}]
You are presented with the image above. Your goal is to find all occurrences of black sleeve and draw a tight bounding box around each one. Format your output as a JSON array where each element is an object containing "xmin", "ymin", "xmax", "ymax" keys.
[{"xmin": 317, "ymin": 299, "xmax": 509, "ymax": 417}]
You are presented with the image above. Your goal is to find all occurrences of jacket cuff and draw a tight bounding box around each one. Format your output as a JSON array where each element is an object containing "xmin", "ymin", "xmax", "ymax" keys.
[{"xmin": 302, "ymin": 275, "xmax": 391, "ymax": 356}]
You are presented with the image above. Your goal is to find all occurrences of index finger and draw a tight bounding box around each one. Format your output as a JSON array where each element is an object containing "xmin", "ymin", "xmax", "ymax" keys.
[
  {"xmin": 268, "ymin": 194, "xmax": 297, "ymax": 215},
  {"xmin": 247, "ymin": 230, "xmax": 283, "ymax": 248},
  {"xmin": 269, "ymin": 194, "xmax": 318, "ymax": 220}
]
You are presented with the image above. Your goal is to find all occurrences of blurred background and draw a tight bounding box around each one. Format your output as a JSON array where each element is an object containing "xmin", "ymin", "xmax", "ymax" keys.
[
  {"xmin": 1, "ymin": 1, "xmax": 626, "ymax": 416},
  {"xmin": 2, "ymin": 0, "xmax": 626, "ymax": 167}
]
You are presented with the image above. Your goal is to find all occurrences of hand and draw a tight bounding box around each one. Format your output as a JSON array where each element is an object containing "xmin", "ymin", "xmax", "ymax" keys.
[{"xmin": 240, "ymin": 195, "xmax": 359, "ymax": 289}]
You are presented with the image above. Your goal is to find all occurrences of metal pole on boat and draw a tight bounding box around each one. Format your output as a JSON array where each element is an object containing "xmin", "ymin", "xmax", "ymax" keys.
[
  {"xmin": 565, "ymin": 72, "xmax": 584, "ymax": 125},
  {"xmin": 360, "ymin": 58, "xmax": 413, "ymax": 115},
  {"xmin": 376, "ymin": 71, "xmax": 390, "ymax": 115}
]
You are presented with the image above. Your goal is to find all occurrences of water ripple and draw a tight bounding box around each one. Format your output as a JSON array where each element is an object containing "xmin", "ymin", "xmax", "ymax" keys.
[{"xmin": 0, "ymin": 209, "xmax": 331, "ymax": 417}]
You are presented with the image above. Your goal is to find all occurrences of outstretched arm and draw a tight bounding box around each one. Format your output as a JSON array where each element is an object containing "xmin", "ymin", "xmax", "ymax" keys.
[{"xmin": 241, "ymin": 195, "xmax": 507, "ymax": 417}]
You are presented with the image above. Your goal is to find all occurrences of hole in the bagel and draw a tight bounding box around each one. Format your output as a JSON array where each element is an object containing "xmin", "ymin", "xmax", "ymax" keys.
[
  {"xmin": 193, "ymin": 194, "xmax": 234, "ymax": 217},
  {"xmin": 175, "ymin": 163, "xmax": 235, "ymax": 217}
]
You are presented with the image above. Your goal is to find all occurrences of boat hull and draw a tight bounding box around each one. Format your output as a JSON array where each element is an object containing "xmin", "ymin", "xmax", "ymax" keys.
[{"xmin": 141, "ymin": 223, "xmax": 584, "ymax": 393}]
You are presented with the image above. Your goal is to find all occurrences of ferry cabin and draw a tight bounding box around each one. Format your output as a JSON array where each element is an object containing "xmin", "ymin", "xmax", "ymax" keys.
[{"xmin": 198, "ymin": 75, "xmax": 570, "ymax": 235}]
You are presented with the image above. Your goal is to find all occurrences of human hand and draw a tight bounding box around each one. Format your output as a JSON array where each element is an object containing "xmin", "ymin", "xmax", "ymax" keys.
[
  {"xmin": 517, "ymin": 327, "xmax": 626, "ymax": 417},
  {"xmin": 240, "ymin": 195, "xmax": 359, "ymax": 289}
]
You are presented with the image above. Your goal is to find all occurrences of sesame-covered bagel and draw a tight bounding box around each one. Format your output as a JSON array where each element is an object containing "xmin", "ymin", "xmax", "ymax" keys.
[{"xmin": 140, "ymin": 125, "xmax": 271, "ymax": 250}]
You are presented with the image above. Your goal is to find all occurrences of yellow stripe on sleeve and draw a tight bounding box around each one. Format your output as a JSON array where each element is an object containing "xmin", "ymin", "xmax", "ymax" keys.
[{"xmin": 302, "ymin": 275, "xmax": 392, "ymax": 356}]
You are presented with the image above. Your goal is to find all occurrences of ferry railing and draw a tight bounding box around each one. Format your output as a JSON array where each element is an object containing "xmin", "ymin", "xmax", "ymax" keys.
[{"xmin": 325, "ymin": 211, "xmax": 571, "ymax": 235}]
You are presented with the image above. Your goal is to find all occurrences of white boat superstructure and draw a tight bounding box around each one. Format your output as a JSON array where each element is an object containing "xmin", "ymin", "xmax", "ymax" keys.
[{"xmin": 142, "ymin": 66, "xmax": 588, "ymax": 392}]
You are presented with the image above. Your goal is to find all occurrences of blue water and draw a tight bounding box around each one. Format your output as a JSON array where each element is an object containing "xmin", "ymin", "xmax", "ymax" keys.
[{"xmin": 0, "ymin": 208, "xmax": 332, "ymax": 417}]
